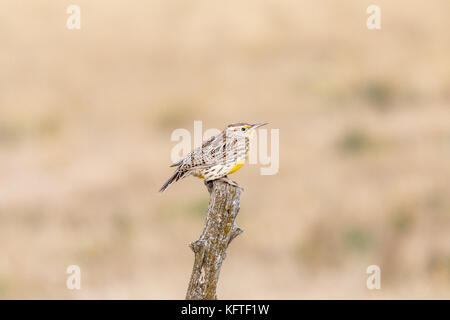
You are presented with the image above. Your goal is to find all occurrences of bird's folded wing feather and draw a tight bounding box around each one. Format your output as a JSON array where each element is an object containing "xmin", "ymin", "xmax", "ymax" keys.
[{"xmin": 176, "ymin": 136, "xmax": 229, "ymax": 171}]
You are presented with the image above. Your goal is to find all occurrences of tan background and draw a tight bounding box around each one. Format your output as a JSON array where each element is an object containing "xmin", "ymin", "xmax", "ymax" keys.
[{"xmin": 0, "ymin": 0, "xmax": 449, "ymax": 299}]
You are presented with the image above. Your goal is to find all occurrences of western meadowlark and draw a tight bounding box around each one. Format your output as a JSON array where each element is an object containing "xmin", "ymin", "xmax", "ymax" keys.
[{"xmin": 159, "ymin": 122, "xmax": 267, "ymax": 192}]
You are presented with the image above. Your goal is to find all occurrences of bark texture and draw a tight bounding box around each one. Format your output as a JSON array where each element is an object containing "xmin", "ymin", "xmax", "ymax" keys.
[{"xmin": 186, "ymin": 179, "xmax": 243, "ymax": 300}]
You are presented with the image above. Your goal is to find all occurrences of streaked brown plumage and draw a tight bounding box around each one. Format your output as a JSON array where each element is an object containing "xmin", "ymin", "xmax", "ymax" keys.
[{"xmin": 159, "ymin": 122, "xmax": 267, "ymax": 192}]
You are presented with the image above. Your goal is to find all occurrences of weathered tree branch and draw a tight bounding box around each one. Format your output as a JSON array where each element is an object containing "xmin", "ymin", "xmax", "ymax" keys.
[{"xmin": 186, "ymin": 179, "xmax": 243, "ymax": 300}]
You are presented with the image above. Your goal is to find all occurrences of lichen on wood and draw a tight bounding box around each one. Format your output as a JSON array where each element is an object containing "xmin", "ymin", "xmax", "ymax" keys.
[{"xmin": 185, "ymin": 179, "xmax": 243, "ymax": 300}]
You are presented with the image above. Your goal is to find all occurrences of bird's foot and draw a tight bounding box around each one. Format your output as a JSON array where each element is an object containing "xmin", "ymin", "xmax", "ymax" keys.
[{"xmin": 217, "ymin": 176, "xmax": 243, "ymax": 190}]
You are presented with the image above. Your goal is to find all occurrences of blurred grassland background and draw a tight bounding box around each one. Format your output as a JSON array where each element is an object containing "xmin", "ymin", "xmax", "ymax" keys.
[{"xmin": 0, "ymin": 0, "xmax": 450, "ymax": 299}]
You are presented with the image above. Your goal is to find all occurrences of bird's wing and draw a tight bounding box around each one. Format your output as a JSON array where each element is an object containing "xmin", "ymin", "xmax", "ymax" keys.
[
  {"xmin": 174, "ymin": 131, "xmax": 240, "ymax": 174},
  {"xmin": 176, "ymin": 136, "xmax": 227, "ymax": 172}
]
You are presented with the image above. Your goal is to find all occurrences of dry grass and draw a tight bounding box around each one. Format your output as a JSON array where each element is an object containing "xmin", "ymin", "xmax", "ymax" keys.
[{"xmin": 0, "ymin": 0, "xmax": 449, "ymax": 299}]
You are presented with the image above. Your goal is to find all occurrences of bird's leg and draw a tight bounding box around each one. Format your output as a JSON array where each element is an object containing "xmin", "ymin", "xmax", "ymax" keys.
[{"xmin": 216, "ymin": 176, "xmax": 243, "ymax": 190}]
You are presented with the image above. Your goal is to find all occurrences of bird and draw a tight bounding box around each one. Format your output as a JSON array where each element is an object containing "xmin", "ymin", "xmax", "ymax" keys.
[{"xmin": 159, "ymin": 122, "xmax": 268, "ymax": 192}]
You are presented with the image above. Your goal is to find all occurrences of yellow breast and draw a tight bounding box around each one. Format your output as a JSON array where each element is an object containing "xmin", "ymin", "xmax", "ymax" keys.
[
  {"xmin": 228, "ymin": 161, "xmax": 244, "ymax": 175},
  {"xmin": 196, "ymin": 151, "xmax": 249, "ymax": 178},
  {"xmin": 228, "ymin": 151, "xmax": 249, "ymax": 175}
]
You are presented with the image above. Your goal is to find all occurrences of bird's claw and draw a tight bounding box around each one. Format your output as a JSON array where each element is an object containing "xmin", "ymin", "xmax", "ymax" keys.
[{"xmin": 217, "ymin": 176, "xmax": 243, "ymax": 190}]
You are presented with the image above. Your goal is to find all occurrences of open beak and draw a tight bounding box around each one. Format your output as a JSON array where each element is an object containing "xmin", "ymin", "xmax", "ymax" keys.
[{"xmin": 250, "ymin": 122, "xmax": 269, "ymax": 130}]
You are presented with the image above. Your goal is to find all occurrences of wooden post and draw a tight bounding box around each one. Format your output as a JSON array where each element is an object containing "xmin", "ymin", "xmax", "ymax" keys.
[{"xmin": 186, "ymin": 179, "xmax": 243, "ymax": 300}]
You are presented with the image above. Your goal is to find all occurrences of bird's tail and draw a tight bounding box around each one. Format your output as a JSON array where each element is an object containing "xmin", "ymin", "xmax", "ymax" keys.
[{"xmin": 159, "ymin": 170, "xmax": 183, "ymax": 193}]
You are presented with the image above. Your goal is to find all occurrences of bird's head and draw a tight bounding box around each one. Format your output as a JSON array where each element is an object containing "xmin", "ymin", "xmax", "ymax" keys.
[{"xmin": 225, "ymin": 122, "xmax": 268, "ymax": 138}]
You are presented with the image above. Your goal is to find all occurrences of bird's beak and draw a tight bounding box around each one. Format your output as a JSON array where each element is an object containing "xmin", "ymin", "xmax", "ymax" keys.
[{"xmin": 250, "ymin": 122, "xmax": 268, "ymax": 130}]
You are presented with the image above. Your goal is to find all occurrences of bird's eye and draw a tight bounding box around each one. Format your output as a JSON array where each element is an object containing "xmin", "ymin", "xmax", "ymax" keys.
[{"xmin": 241, "ymin": 127, "xmax": 246, "ymax": 131}]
